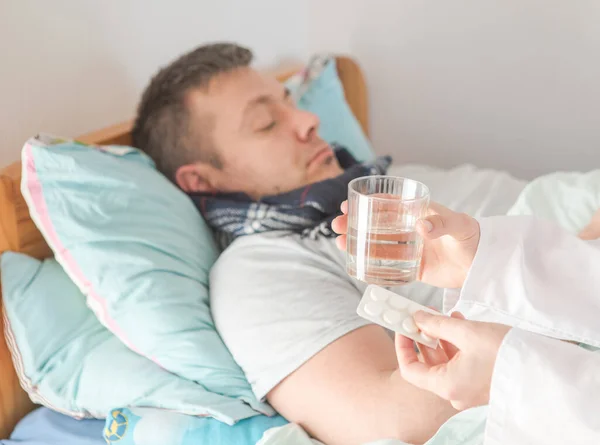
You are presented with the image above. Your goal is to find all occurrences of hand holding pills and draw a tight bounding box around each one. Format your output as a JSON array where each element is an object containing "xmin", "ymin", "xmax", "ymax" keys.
[
  {"xmin": 358, "ymin": 285, "xmax": 510, "ymax": 410},
  {"xmin": 395, "ymin": 306, "xmax": 511, "ymax": 411}
]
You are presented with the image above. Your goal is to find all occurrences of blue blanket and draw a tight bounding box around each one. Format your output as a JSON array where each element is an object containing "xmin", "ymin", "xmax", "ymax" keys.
[{"xmin": 103, "ymin": 408, "xmax": 287, "ymax": 445}]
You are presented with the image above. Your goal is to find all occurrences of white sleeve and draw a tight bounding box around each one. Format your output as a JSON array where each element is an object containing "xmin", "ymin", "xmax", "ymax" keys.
[
  {"xmin": 444, "ymin": 216, "xmax": 600, "ymax": 347},
  {"xmin": 485, "ymin": 328, "xmax": 600, "ymax": 445}
]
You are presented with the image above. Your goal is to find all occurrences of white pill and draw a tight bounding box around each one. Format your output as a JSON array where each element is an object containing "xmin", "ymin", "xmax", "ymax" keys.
[
  {"xmin": 363, "ymin": 301, "xmax": 385, "ymax": 317},
  {"xmin": 389, "ymin": 294, "xmax": 409, "ymax": 310},
  {"xmin": 370, "ymin": 287, "xmax": 390, "ymax": 302},
  {"xmin": 402, "ymin": 317, "xmax": 419, "ymax": 334},
  {"xmin": 383, "ymin": 309, "xmax": 404, "ymax": 325}
]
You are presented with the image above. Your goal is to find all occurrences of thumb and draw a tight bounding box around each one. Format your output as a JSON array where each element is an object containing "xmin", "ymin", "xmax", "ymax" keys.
[
  {"xmin": 418, "ymin": 202, "xmax": 479, "ymax": 242},
  {"xmin": 412, "ymin": 311, "xmax": 469, "ymax": 347}
]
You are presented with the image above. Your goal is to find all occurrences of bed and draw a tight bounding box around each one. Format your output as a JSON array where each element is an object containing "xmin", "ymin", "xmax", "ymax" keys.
[{"xmin": 0, "ymin": 55, "xmax": 369, "ymax": 439}]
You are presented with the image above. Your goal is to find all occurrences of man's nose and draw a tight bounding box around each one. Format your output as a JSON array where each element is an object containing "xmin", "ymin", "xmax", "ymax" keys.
[{"xmin": 294, "ymin": 109, "xmax": 320, "ymax": 142}]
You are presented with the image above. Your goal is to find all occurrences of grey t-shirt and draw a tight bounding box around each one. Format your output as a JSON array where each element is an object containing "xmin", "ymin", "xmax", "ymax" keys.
[{"xmin": 210, "ymin": 231, "xmax": 443, "ymax": 400}]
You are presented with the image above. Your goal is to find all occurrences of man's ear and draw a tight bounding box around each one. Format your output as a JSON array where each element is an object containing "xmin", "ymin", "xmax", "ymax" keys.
[{"xmin": 175, "ymin": 163, "xmax": 219, "ymax": 193}]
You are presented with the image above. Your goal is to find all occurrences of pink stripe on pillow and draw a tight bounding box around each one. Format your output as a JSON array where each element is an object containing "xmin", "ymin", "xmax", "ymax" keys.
[{"xmin": 21, "ymin": 143, "xmax": 149, "ymax": 360}]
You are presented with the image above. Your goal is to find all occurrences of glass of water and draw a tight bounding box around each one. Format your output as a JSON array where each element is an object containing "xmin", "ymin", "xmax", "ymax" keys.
[{"xmin": 346, "ymin": 176, "xmax": 430, "ymax": 286}]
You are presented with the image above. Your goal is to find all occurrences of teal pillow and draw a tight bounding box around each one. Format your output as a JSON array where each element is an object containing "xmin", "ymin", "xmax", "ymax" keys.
[
  {"xmin": 20, "ymin": 134, "xmax": 273, "ymax": 423},
  {"xmin": 286, "ymin": 56, "xmax": 375, "ymax": 162},
  {"xmin": 0, "ymin": 252, "xmax": 263, "ymax": 422}
]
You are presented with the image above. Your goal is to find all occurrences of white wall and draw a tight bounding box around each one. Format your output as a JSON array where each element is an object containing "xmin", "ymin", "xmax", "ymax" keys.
[
  {"xmin": 4, "ymin": 1, "xmax": 600, "ymax": 179},
  {"xmin": 0, "ymin": 0, "xmax": 309, "ymax": 166},
  {"xmin": 309, "ymin": 0, "xmax": 600, "ymax": 179}
]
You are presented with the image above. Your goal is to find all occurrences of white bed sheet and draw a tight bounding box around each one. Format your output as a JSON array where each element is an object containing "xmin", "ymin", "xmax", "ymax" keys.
[{"xmin": 388, "ymin": 163, "xmax": 527, "ymax": 217}]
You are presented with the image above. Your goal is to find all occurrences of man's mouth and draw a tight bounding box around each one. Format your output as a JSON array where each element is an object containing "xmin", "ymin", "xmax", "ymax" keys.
[{"xmin": 307, "ymin": 145, "xmax": 334, "ymax": 169}]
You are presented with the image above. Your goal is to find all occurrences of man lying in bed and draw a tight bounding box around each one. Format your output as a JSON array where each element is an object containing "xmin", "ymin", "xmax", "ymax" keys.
[
  {"xmin": 130, "ymin": 43, "xmax": 600, "ymax": 445},
  {"xmin": 131, "ymin": 42, "xmax": 454, "ymax": 445}
]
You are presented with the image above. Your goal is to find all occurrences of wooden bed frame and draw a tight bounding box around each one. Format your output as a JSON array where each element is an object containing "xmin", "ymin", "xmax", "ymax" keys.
[{"xmin": 0, "ymin": 56, "xmax": 369, "ymax": 438}]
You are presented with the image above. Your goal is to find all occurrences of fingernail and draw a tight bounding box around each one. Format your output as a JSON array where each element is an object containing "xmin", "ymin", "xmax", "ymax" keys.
[
  {"xmin": 420, "ymin": 219, "xmax": 433, "ymax": 232},
  {"xmin": 413, "ymin": 311, "xmax": 431, "ymax": 322}
]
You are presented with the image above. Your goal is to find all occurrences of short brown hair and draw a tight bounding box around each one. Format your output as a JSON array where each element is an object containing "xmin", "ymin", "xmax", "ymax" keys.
[{"xmin": 132, "ymin": 42, "xmax": 253, "ymax": 180}]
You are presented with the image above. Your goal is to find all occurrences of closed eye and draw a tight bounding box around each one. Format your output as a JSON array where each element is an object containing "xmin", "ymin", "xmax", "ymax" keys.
[{"xmin": 259, "ymin": 121, "xmax": 276, "ymax": 132}]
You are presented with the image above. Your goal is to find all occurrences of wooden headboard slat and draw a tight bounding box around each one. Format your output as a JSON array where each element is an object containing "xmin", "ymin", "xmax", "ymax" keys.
[
  {"xmin": 77, "ymin": 120, "xmax": 134, "ymax": 147},
  {"xmin": 0, "ymin": 55, "xmax": 368, "ymax": 438},
  {"xmin": 336, "ymin": 56, "xmax": 369, "ymax": 138},
  {"xmin": 0, "ymin": 165, "xmax": 53, "ymax": 261}
]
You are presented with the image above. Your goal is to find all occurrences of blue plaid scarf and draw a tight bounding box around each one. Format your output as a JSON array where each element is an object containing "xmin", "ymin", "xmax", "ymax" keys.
[{"xmin": 189, "ymin": 147, "xmax": 391, "ymax": 249}]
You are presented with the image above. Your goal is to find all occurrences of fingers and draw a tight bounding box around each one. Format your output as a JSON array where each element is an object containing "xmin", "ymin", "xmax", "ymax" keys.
[
  {"xmin": 398, "ymin": 352, "xmax": 448, "ymax": 397},
  {"xmin": 416, "ymin": 219, "xmax": 434, "ymax": 237},
  {"xmin": 335, "ymin": 235, "xmax": 347, "ymax": 251},
  {"xmin": 331, "ymin": 214, "xmax": 348, "ymax": 235},
  {"xmin": 331, "ymin": 201, "xmax": 348, "ymax": 239},
  {"xmin": 450, "ymin": 311, "xmax": 466, "ymax": 320},
  {"xmin": 420, "ymin": 203, "xmax": 480, "ymax": 242},
  {"xmin": 412, "ymin": 311, "xmax": 469, "ymax": 347},
  {"xmin": 438, "ymin": 312, "xmax": 464, "ymax": 358},
  {"xmin": 332, "ymin": 210, "xmax": 348, "ymax": 251},
  {"xmin": 417, "ymin": 343, "xmax": 449, "ymax": 366},
  {"xmin": 396, "ymin": 334, "xmax": 449, "ymax": 380},
  {"xmin": 417, "ymin": 306, "xmax": 453, "ymax": 364},
  {"xmin": 439, "ymin": 340, "xmax": 458, "ymax": 360},
  {"xmin": 395, "ymin": 334, "xmax": 419, "ymax": 369}
]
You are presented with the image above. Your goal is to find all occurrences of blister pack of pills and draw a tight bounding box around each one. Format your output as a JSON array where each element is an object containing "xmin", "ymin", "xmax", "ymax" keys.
[{"xmin": 357, "ymin": 285, "xmax": 441, "ymax": 348}]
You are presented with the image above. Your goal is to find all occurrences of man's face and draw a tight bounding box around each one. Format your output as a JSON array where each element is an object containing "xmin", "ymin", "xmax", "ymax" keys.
[{"xmin": 177, "ymin": 67, "xmax": 343, "ymax": 199}]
